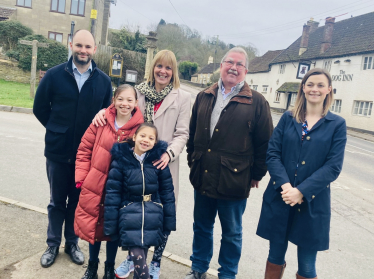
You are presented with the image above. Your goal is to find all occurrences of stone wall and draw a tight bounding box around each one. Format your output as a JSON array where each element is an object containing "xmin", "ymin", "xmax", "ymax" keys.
[
  {"xmin": 1, "ymin": 0, "xmax": 107, "ymax": 46},
  {"xmin": 0, "ymin": 59, "xmax": 31, "ymax": 84}
]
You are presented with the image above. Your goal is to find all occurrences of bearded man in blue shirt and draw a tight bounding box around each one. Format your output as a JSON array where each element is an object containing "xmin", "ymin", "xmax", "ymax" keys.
[{"xmin": 33, "ymin": 29, "xmax": 112, "ymax": 269}]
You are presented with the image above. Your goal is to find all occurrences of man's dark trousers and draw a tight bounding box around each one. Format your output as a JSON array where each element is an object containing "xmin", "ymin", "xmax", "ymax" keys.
[{"xmin": 46, "ymin": 158, "xmax": 80, "ymax": 247}]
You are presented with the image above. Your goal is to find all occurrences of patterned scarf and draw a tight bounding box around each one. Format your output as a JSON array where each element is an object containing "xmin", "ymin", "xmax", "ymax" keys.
[{"xmin": 135, "ymin": 82, "xmax": 173, "ymax": 123}]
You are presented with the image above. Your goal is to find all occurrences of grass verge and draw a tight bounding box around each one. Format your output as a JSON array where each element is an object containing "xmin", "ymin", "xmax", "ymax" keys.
[{"xmin": 0, "ymin": 79, "xmax": 34, "ymax": 108}]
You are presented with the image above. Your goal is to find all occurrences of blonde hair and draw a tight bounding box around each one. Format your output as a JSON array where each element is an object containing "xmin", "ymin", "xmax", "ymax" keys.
[
  {"xmin": 292, "ymin": 68, "xmax": 334, "ymax": 123},
  {"xmin": 145, "ymin": 50, "xmax": 180, "ymax": 89}
]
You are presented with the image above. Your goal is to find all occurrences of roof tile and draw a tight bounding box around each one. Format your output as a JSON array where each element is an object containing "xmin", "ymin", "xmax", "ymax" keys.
[
  {"xmin": 198, "ymin": 63, "xmax": 220, "ymax": 74},
  {"xmin": 272, "ymin": 12, "xmax": 374, "ymax": 64},
  {"xmin": 0, "ymin": 6, "xmax": 16, "ymax": 19},
  {"xmin": 277, "ymin": 82, "xmax": 300, "ymax": 93},
  {"xmin": 247, "ymin": 50, "xmax": 284, "ymax": 73}
]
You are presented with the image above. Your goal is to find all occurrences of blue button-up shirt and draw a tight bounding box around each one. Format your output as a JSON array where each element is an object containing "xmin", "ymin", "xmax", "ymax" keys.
[
  {"xmin": 220, "ymin": 80, "xmax": 244, "ymax": 100},
  {"xmin": 134, "ymin": 151, "xmax": 146, "ymax": 163},
  {"xmin": 72, "ymin": 61, "xmax": 92, "ymax": 92}
]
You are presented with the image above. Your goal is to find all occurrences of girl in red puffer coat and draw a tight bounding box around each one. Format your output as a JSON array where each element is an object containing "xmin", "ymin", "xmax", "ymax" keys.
[{"xmin": 74, "ymin": 84, "xmax": 143, "ymax": 279}]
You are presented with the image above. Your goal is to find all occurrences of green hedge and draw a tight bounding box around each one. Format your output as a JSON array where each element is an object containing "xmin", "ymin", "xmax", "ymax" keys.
[
  {"xmin": 7, "ymin": 34, "xmax": 68, "ymax": 71},
  {"xmin": 0, "ymin": 20, "xmax": 33, "ymax": 51}
]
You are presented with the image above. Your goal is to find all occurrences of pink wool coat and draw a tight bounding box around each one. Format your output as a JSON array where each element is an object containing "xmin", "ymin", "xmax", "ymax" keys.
[
  {"xmin": 74, "ymin": 104, "xmax": 144, "ymax": 244},
  {"xmin": 136, "ymin": 87, "xmax": 190, "ymax": 203}
]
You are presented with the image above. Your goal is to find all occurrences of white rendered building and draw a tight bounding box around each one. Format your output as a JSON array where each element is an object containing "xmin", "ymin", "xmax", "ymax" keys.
[{"xmin": 246, "ymin": 12, "xmax": 374, "ymax": 133}]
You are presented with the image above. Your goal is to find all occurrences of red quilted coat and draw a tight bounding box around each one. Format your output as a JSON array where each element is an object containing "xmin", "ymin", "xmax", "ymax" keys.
[{"xmin": 74, "ymin": 104, "xmax": 144, "ymax": 244}]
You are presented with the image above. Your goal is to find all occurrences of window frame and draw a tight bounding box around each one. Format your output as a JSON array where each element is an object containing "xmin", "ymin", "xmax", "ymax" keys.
[
  {"xmin": 274, "ymin": 92, "xmax": 281, "ymax": 103},
  {"xmin": 323, "ymin": 60, "xmax": 332, "ymax": 72},
  {"xmin": 262, "ymin": 85, "xmax": 268, "ymax": 93},
  {"xmin": 352, "ymin": 101, "xmax": 372, "ymax": 117},
  {"xmin": 290, "ymin": 93, "xmax": 297, "ymax": 106},
  {"xmin": 331, "ymin": 99, "xmax": 342, "ymax": 113},
  {"xmin": 48, "ymin": 31, "xmax": 63, "ymax": 43},
  {"xmin": 50, "ymin": 0, "xmax": 66, "ymax": 13},
  {"xmin": 279, "ymin": 64, "xmax": 286, "ymax": 74},
  {"xmin": 16, "ymin": 0, "xmax": 32, "ymax": 8},
  {"xmin": 70, "ymin": 0, "xmax": 86, "ymax": 16},
  {"xmin": 362, "ymin": 56, "xmax": 374, "ymax": 70},
  {"xmin": 252, "ymin": 85, "xmax": 258, "ymax": 91}
]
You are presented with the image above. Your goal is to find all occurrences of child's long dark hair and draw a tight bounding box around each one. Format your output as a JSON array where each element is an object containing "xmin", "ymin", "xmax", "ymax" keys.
[
  {"xmin": 113, "ymin": 84, "xmax": 137, "ymax": 102},
  {"xmin": 120, "ymin": 123, "xmax": 158, "ymax": 146}
]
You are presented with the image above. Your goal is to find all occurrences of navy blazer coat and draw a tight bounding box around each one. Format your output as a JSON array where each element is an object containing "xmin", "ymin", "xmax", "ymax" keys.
[
  {"xmin": 256, "ymin": 111, "xmax": 347, "ymax": 251},
  {"xmin": 33, "ymin": 58, "xmax": 112, "ymax": 163},
  {"xmin": 104, "ymin": 141, "xmax": 176, "ymax": 249}
]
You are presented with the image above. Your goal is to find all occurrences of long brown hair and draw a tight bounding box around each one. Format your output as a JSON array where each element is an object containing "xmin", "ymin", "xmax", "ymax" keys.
[
  {"xmin": 112, "ymin": 84, "xmax": 137, "ymax": 102},
  {"xmin": 292, "ymin": 68, "xmax": 333, "ymax": 123}
]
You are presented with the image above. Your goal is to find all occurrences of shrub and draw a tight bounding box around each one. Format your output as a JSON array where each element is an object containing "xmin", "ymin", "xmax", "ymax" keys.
[
  {"xmin": 8, "ymin": 34, "xmax": 68, "ymax": 71},
  {"xmin": 5, "ymin": 49, "xmax": 20, "ymax": 60},
  {"xmin": 108, "ymin": 28, "xmax": 147, "ymax": 53},
  {"xmin": 0, "ymin": 20, "xmax": 33, "ymax": 51},
  {"xmin": 178, "ymin": 61, "xmax": 198, "ymax": 80}
]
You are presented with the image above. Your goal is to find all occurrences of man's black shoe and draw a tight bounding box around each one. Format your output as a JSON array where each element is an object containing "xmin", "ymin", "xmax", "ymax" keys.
[
  {"xmin": 64, "ymin": 243, "xmax": 85, "ymax": 265},
  {"xmin": 40, "ymin": 246, "xmax": 59, "ymax": 268}
]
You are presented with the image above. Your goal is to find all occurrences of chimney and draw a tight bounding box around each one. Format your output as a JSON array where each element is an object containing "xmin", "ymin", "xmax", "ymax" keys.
[
  {"xmin": 208, "ymin": 56, "xmax": 213, "ymax": 64},
  {"xmin": 320, "ymin": 17, "xmax": 335, "ymax": 54},
  {"xmin": 307, "ymin": 18, "xmax": 319, "ymax": 33},
  {"xmin": 299, "ymin": 24, "xmax": 311, "ymax": 56}
]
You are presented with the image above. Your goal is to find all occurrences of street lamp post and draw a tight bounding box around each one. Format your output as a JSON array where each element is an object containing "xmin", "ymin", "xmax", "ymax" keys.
[{"xmin": 68, "ymin": 21, "xmax": 75, "ymax": 60}]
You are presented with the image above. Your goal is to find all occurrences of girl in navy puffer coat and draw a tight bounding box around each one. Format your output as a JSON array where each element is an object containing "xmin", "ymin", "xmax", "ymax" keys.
[{"xmin": 104, "ymin": 123, "xmax": 176, "ymax": 279}]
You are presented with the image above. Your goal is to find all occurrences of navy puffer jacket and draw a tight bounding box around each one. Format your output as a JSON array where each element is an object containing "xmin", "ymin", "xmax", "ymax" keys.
[{"xmin": 104, "ymin": 141, "xmax": 176, "ymax": 248}]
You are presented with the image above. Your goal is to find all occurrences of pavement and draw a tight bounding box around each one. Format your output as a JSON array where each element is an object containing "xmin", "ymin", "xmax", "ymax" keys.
[{"xmin": 0, "ymin": 197, "xmax": 217, "ymax": 279}]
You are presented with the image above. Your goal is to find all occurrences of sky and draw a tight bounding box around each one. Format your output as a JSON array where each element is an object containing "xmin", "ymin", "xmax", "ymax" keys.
[{"xmin": 109, "ymin": 0, "xmax": 374, "ymax": 56}]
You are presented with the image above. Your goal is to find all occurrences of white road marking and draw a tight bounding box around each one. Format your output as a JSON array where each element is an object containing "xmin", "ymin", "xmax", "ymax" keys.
[
  {"xmin": 346, "ymin": 143, "xmax": 374, "ymax": 154},
  {"xmin": 345, "ymin": 149, "xmax": 373, "ymax": 157},
  {"xmin": 331, "ymin": 181, "xmax": 350, "ymax": 190}
]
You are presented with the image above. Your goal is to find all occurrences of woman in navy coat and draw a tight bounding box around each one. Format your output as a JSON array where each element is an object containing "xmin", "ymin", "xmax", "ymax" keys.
[{"xmin": 256, "ymin": 68, "xmax": 347, "ymax": 279}]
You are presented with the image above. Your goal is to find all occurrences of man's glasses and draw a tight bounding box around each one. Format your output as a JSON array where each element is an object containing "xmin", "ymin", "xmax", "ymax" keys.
[{"xmin": 223, "ymin": 60, "xmax": 246, "ymax": 69}]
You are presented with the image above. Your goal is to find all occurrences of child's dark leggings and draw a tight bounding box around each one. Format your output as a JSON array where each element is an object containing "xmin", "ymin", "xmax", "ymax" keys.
[
  {"xmin": 127, "ymin": 233, "xmax": 169, "ymax": 266},
  {"xmin": 89, "ymin": 239, "xmax": 119, "ymax": 264},
  {"xmin": 152, "ymin": 233, "xmax": 169, "ymax": 264},
  {"xmin": 129, "ymin": 247, "xmax": 150, "ymax": 279}
]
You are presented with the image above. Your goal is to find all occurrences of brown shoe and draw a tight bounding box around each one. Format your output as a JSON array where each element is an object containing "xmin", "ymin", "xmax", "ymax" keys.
[
  {"xmin": 264, "ymin": 260, "xmax": 286, "ymax": 279},
  {"xmin": 296, "ymin": 273, "xmax": 317, "ymax": 279}
]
